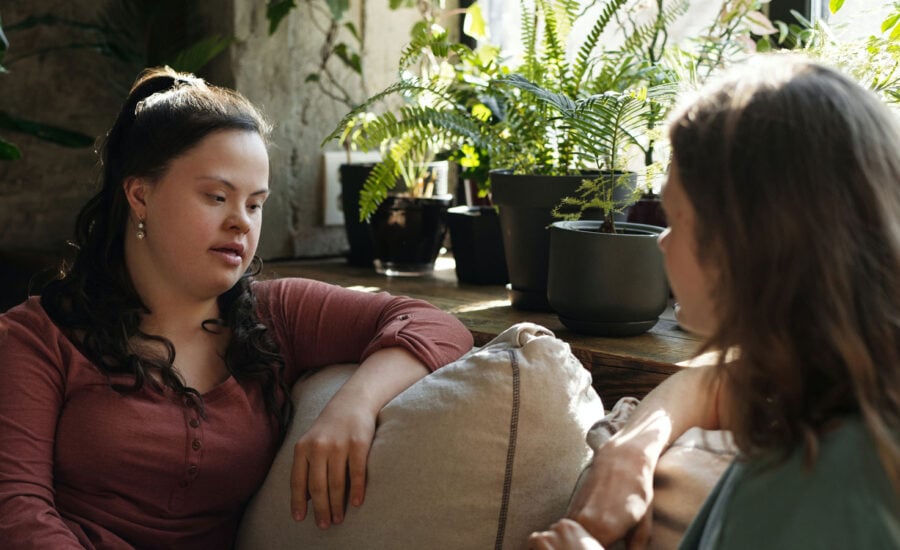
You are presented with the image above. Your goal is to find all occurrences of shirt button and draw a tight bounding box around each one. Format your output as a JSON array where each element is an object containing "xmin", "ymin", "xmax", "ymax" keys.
[
  {"xmin": 187, "ymin": 465, "xmax": 198, "ymax": 476},
  {"xmin": 192, "ymin": 439, "xmax": 202, "ymax": 451},
  {"xmin": 189, "ymin": 418, "xmax": 200, "ymax": 428}
]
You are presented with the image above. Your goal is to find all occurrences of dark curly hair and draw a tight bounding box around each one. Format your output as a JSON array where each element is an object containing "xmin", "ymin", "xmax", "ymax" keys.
[{"xmin": 41, "ymin": 67, "xmax": 293, "ymax": 433}]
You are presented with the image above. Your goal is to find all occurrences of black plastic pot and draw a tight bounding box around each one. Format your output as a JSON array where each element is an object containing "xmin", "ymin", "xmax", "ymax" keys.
[
  {"xmin": 339, "ymin": 163, "xmax": 378, "ymax": 267},
  {"xmin": 447, "ymin": 205, "xmax": 508, "ymax": 285},
  {"xmin": 369, "ymin": 195, "xmax": 453, "ymax": 276},
  {"xmin": 547, "ymin": 221, "xmax": 668, "ymax": 336}
]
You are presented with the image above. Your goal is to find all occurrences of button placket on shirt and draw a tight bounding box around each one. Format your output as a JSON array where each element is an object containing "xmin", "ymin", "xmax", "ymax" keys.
[
  {"xmin": 181, "ymin": 399, "xmax": 203, "ymax": 488},
  {"xmin": 187, "ymin": 414, "xmax": 202, "ymax": 481},
  {"xmin": 169, "ymin": 400, "xmax": 204, "ymax": 510}
]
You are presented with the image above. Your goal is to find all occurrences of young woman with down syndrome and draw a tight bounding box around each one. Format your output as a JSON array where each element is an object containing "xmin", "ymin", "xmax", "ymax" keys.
[{"xmin": 0, "ymin": 67, "xmax": 473, "ymax": 548}]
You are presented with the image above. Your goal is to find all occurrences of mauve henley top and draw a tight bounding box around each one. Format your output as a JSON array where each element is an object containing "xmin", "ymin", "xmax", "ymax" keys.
[{"xmin": 0, "ymin": 277, "xmax": 473, "ymax": 549}]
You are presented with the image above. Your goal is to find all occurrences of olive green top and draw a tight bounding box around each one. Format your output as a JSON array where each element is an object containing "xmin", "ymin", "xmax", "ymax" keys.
[{"xmin": 680, "ymin": 417, "xmax": 900, "ymax": 550}]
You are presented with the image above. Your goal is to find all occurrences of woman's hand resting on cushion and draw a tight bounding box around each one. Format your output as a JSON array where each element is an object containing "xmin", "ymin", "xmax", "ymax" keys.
[
  {"xmin": 565, "ymin": 434, "xmax": 657, "ymax": 549},
  {"xmin": 291, "ymin": 396, "xmax": 376, "ymax": 529},
  {"xmin": 289, "ymin": 347, "xmax": 431, "ymax": 530},
  {"xmin": 562, "ymin": 365, "xmax": 724, "ymax": 548}
]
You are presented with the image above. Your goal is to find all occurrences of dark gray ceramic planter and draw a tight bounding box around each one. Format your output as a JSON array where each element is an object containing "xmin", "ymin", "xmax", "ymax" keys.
[
  {"xmin": 547, "ymin": 221, "xmax": 668, "ymax": 336},
  {"xmin": 491, "ymin": 171, "xmax": 587, "ymax": 311},
  {"xmin": 491, "ymin": 170, "xmax": 636, "ymax": 311}
]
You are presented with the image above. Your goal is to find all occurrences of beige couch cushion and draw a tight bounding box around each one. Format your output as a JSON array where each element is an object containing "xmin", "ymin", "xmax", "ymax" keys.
[{"xmin": 236, "ymin": 322, "xmax": 604, "ymax": 549}]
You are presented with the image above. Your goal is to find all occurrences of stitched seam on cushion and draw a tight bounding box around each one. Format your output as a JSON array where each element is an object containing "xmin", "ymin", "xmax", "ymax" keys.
[
  {"xmin": 667, "ymin": 442, "xmax": 737, "ymax": 457},
  {"xmin": 494, "ymin": 348, "xmax": 521, "ymax": 550}
]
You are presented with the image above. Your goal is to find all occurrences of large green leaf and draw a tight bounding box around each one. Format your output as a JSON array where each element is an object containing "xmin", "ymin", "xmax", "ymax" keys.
[
  {"xmin": 333, "ymin": 43, "xmax": 362, "ymax": 74},
  {"xmin": 0, "ymin": 14, "xmax": 8, "ymax": 69},
  {"xmin": 0, "ymin": 136, "xmax": 22, "ymax": 160},
  {"xmin": 463, "ymin": 3, "xmax": 486, "ymax": 40},
  {"xmin": 324, "ymin": 0, "xmax": 350, "ymax": 22},
  {"xmin": 266, "ymin": 0, "xmax": 297, "ymax": 35},
  {"xmin": 883, "ymin": 13, "xmax": 900, "ymax": 34},
  {"xmin": 343, "ymin": 22, "xmax": 361, "ymax": 43},
  {"xmin": 0, "ymin": 111, "xmax": 94, "ymax": 148},
  {"xmin": 166, "ymin": 34, "xmax": 232, "ymax": 74}
]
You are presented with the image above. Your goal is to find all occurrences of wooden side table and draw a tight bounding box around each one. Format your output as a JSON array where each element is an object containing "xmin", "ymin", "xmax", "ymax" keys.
[{"xmin": 264, "ymin": 256, "xmax": 702, "ymax": 406}]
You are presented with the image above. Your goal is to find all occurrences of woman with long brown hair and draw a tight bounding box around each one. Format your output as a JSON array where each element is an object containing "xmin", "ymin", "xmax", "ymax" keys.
[{"xmin": 532, "ymin": 54, "xmax": 900, "ymax": 548}]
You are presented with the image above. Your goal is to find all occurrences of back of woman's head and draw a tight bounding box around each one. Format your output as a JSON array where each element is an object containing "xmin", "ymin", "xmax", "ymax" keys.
[{"xmin": 669, "ymin": 54, "xmax": 900, "ymax": 480}]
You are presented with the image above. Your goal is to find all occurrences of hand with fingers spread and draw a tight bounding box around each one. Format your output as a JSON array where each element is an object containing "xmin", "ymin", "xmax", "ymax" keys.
[{"xmin": 529, "ymin": 519, "xmax": 605, "ymax": 550}]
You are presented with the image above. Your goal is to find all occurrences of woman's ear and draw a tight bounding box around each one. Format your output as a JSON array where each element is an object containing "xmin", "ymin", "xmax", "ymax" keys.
[{"xmin": 123, "ymin": 176, "xmax": 149, "ymax": 219}]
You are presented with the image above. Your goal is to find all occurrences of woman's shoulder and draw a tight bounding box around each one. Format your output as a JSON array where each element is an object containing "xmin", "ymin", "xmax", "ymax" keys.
[
  {"xmin": 742, "ymin": 417, "xmax": 890, "ymax": 489},
  {"xmin": 250, "ymin": 276, "xmax": 400, "ymax": 316},
  {"xmin": 0, "ymin": 296, "xmax": 58, "ymax": 336},
  {"xmin": 0, "ymin": 296, "xmax": 77, "ymax": 375},
  {"xmin": 250, "ymin": 276, "xmax": 332, "ymax": 302},
  {"xmin": 718, "ymin": 418, "xmax": 899, "ymax": 548}
]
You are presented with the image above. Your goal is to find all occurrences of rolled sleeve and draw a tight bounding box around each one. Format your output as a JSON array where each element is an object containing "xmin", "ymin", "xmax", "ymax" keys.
[
  {"xmin": 360, "ymin": 305, "xmax": 473, "ymax": 372},
  {"xmin": 254, "ymin": 278, "xmax": 473, "ymax": 383}
]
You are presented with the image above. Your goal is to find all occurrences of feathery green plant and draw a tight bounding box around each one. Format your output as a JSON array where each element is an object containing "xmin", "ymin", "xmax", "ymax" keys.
[
  {"xmin": 323, "ymin": 7, "xmax": 515, "ymax": 220},
  {"xmin": 791, "ymin": 4, "xmax": 900, "ymax": 108},
  {"xmin": 323, "ymin": 0, "xmax": 641, "ymax": 220},
  {"xmin": 323, "ymin": 0, "xmax": 769, "ymax": 224}
]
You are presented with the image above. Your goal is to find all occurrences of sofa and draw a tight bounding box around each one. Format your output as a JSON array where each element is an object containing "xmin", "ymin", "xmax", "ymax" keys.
[{"xmin": 235, "ymin": 323, "xmax": 735, "ymax": 549}]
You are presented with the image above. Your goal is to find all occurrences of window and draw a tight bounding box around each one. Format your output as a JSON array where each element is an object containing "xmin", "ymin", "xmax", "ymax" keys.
[{"xmin": 475, "ymin": 0, "xmax": 892, "ymax": 55}]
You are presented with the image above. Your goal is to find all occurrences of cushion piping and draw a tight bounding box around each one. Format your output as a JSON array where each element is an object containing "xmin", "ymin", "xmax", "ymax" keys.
[{"xmin": 494, "ymin": 348, "xmax": 521, "ymax": 550}]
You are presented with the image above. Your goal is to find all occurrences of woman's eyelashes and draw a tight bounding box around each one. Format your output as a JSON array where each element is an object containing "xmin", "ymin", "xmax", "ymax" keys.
[{"xmin": 204, "ymin": 192, "xmax": 264, "ymax": 212}]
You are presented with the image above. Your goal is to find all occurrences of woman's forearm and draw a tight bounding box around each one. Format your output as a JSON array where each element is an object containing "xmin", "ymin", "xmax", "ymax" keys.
[
  {"xmin": 565, "ymin": 361, "xmax": 723, "ymax": 546},
  {"xmin": 289, "ymin": 346, "xmax": 431, "ymax": 527},
  {"xmin": 329, "ymin": 347, "xmax": 430, "ymax": 418},
  {"xmin": 606, "ymin": 360, "xmax": 722, "ymax": 459}
]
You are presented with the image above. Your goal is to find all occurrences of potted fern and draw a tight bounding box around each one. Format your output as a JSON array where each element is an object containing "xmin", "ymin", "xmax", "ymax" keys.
[
  {"xmin": 325, "ymin": 40, "xmax": 458, "ymax": 275},
  {"xmin": 484, "ymin": 0, "xmax": 687, "ymax": 312},
  {"xmin": 536, "ymin": 85, "xmax": 672, "ymax": 335},
  {"xmin": 322, "ymin": 4, "xmax": 516, "ymax": 278},
  {"xmin": 490, "ymin": 0, "xmax": 772, "ymax": 325},
  {"xmin": 322, "ymin": 0, "xmax": 767, "ymax": 290}
]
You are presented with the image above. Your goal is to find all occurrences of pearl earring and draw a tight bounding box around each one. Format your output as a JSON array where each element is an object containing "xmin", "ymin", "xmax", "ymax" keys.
[{"xmin": 137, "ymin": 220, "xmax": 146, "ymax": 240}]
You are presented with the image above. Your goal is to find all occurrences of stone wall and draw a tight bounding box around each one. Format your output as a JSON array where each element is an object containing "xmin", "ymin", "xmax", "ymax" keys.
[
  {"xmin": 0, "ymin": 0, "xmax": 423, "ymax": 264},
  {"xmin": 0, "ymin": 0, "xmax": 123, "ymax": 260},
  {"xmin": 227, "ymin": 1, "xmax": 423, "ymax": 259}
]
